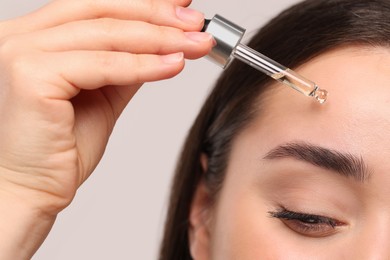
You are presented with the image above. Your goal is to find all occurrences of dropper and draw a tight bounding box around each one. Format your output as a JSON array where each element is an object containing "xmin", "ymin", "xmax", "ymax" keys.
[{"xmin": 201, "ymin": 14, "xmax": 328, "ymax": 104}]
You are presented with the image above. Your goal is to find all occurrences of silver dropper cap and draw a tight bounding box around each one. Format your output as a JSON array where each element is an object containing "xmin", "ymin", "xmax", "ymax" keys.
[{"xmin": 201, "ymin": 14, "xmax": 245, "ymax": 68}]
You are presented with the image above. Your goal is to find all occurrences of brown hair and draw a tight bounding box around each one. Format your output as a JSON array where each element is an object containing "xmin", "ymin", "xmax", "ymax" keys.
[{"xmin": 160, "ymin": 0, "xmax": 390, "ymax": 259}]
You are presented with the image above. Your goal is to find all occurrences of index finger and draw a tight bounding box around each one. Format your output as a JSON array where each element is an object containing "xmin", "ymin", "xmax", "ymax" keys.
[{"xmin": 2, "ymin": 0, "xmax": 204, "ymax": 35}]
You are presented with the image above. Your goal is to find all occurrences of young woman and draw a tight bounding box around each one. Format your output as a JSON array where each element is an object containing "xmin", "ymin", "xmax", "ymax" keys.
[
  {"xmin": 1, "ymin": 0, "xmax": 390, "ymax": 259},
  {"xmin": 160, "ymin": 0, "xmax": 390, "ymax": 259}
]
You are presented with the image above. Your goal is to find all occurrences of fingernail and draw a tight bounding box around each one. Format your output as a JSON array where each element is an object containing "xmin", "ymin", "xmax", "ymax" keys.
[
  {"xmin": 184, "ymin": 32, "xmax": 213, "ymax": 42},
  {"xmin": 176, "ymin": 6, "xmax": 204, "ymax": 25},
  {"xmin": 161, "ymin": 52, "xmax": 184, "ymax": 64},
  {"xmin": 212, "ymin": 37, "xmax": 217, "ymax": 47}
]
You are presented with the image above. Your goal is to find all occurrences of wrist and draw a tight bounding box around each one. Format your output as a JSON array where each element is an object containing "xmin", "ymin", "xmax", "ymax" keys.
[{"xmin": 0, "ymin": 188, "xmax": 56, "ymax": 259}]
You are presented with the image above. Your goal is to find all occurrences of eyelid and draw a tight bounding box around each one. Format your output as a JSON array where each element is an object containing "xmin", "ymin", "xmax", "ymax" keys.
[
  {"xmin": 270, "ymin": 208, "xmax": 338, "ymax": 225},
  {"xmin": 269, "ymin": 207, "xmax": 346, "ymax": 237}
]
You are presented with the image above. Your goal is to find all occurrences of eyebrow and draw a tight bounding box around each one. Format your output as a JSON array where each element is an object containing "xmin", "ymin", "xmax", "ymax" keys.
[{"xmin": 263, "ymin": 142, "xmax": 369, "ymax": 182}]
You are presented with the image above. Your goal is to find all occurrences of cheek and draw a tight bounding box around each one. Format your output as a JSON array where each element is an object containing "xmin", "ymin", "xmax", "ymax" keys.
[{"xmin": 209, "ymin": 181, "xmax": 287, "ymax": 259}]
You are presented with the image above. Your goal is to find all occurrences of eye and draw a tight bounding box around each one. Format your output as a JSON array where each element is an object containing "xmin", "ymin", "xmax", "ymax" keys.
[{"xmin": 269, "ymin": 207, "xmax": 345, "ymax": 238}]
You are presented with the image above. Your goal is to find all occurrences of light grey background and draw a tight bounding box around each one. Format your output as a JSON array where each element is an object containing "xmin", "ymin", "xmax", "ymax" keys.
[{"xmin": 0, "ymin": 0, "xmax": 300, "ymax": 259}]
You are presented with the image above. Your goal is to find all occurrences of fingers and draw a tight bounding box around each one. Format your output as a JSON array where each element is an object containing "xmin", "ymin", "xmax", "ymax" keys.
[
  {"xmin": 6, "ymin": 0, "xmax": 204, "ymax": 35},
  {"xmin": 44, "ymin": 51, "xmax": 185, "ymax": 100},
  {"xmin": 23, "ymin": 19, "xmax": 213, "ymax": 59},
  {"xmin": 0, "ymin": 0, "xmax": 209, "ymax": 101}
]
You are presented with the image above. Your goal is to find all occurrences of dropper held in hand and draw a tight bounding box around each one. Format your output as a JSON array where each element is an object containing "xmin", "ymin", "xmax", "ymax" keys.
[{"xmin": 202, "ymin": 14, "xmax": 328, "ymax": 104}]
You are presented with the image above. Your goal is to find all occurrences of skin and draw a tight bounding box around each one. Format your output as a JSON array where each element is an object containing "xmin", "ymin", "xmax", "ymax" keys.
[
  {"xmin": 190, "ymin": 46, "xmax": 390, "ymax": 259},
  {"xmin": 0, "ymin": 0, "xmax": 213, "ymax": 258}
]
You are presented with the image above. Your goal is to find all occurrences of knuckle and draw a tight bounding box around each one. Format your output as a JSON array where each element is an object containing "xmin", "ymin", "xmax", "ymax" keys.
[
  {"xmin": 95, "ymin": 18, "xmax": 116, "ymax": 36},
  {"xmin": 131, "ymin": 54, "xmax": 142, "ymax": 83},
  {"xmin": 156, "ymin": 26, "xmax": 178, "ymax": 53},
  {"xmin": 156, "ymin": 26, "xmax": 168, "ymax": 43},
  {"xmin": 96, "ymin": 52, "xmax": 117, "ymax": 82},
  {"xmin": 0, "ymin": 36, "xmax": 22, "ymax": 60},
  {"xmin": 96, "ymin": 51, "xmax": 116, "ymax": 68},
  {"xmin": 82, "ymin": 0, "xmax": 103, "ymax": 14},
  {"xmin": 159, "ymin": 25, "xmax": 178, "ymax": 35},
  {"xmin": 77, "ymin": 0, "xmax": 116, "ymax": 20},
  {"xmin": 3, "ymin": 55, "xmax": 38, "ymax": 98},
  {"xmin": 0, "ymin": 37, "xmax": 33, "ymax": 82},
  {"xmin": 144, "ymin": 0, "xmax": 155, "ymax": 9},
  {"xmin": 9, "ymin": 55, "xmax": 35, "ymax": 84},
  {"xmin": 0, "ymin": 35, "xmax": 44, "ymax": 96},
  {"xmin": 81, "ymin": 0, "xmax": 120, "ymax": 18},
  {"xmin": 147, "ymin": 0, "xmax": 162, "ymax": 21}
]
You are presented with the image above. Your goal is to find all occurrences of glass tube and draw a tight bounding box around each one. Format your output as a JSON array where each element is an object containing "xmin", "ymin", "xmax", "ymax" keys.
[{"xmin": 233, "ymin": 44, "xmax": 328, "ymax": 104}]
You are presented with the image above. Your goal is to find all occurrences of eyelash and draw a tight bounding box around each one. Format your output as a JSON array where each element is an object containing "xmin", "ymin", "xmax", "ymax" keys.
[{"xmin": 269, "ymin": 207, "xmax": 344, "ymax": 238}]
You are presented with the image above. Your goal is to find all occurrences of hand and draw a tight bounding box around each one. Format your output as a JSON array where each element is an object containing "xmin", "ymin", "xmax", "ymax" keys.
[{"xmin": 0, "ymin": 0, "xmax": 213, "ymax": 258}]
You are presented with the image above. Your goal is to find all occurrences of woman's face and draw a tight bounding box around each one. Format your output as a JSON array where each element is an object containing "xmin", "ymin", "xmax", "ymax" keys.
[{"xmin": 190, "ymin": 46, "xmax": 390, "ymax": 259}]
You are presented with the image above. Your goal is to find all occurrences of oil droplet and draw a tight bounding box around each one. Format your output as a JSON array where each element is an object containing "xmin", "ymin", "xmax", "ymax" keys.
[
  {"xmin": 271, "ymin": 72, "xmax": 284, "ymax": 80},
  {"xmin": 313, "ymin": 88, "xmax": 328, "ymax": 104}
]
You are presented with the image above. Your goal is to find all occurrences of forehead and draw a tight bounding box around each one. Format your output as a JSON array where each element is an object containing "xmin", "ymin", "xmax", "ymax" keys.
[{"xmin": 239, "ymin": 47, "xmax": 390, "ymax": 167}]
